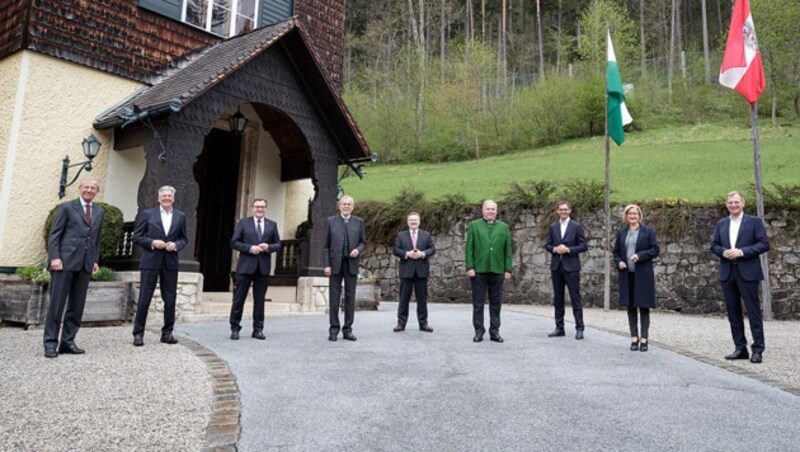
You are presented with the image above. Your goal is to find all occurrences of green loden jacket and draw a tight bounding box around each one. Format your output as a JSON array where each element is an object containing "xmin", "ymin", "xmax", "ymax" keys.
[{"xmin": 465, "ymin": 219, "xmax": 513, "ymax": 274}]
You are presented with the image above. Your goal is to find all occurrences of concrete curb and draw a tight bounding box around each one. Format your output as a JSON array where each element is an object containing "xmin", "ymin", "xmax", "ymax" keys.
[{"xmin": 170, "ymin": 333, "xmax": 242, "ymax": 451}]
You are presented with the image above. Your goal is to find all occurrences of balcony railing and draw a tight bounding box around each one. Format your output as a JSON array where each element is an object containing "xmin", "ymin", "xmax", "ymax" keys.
[{"xmin": 108, "ymin": 222, "xmax": 306, "ymax": 283}]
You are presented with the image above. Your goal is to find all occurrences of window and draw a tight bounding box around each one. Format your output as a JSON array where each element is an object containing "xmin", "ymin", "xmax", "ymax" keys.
[{"xmin": 182, "ymin": 0, "xmax": 259, "ymax": 37}]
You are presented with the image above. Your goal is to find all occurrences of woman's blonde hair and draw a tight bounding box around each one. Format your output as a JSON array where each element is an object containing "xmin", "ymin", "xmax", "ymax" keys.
[{"xmin": 622, "ymin": 204, "xmax": 644, "ymax": 223}]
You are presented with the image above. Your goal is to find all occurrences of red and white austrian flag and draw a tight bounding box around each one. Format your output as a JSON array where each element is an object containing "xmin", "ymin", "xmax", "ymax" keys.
[{"xmin": 719, "ymin": 0, "xmax": 765, "ymax": 104}]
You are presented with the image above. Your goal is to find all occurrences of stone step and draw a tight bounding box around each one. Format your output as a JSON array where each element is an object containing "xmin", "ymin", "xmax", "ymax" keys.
[
  {"xmin": 181, "ymin": 301, "xmax": 305, "ymax": 322},
  {"xmin": 183, "ymin": 286, "xmax": 303, "ymax": 323},
  {"xmin": 193, "ymin": 300, "xmax": 302, "ymax": 315}
]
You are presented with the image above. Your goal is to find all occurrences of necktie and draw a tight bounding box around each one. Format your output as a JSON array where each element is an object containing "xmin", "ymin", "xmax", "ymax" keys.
[
  {"xmin": 342, "ymin": 219, "xmax": 350, "ymax": 258},
  {"xmin": 257, "ymin": 219, "xmax": 263, "ymax": 240},
  {"xmin": 85, "ymin": 204, "xmax": 92, "ymax": 225},
  {"xmin": 411, "ymin": 230, "xmax": 417, "ymax": 249}
]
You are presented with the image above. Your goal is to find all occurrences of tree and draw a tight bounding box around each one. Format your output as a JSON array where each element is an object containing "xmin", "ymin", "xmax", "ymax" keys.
[
  {"xmin": 577, "ymin": 0, "xmax": 638, "ymax": 73},
  {"xmin": 753, "ymin": 0, "xmax": 800, "ymax": 121}
]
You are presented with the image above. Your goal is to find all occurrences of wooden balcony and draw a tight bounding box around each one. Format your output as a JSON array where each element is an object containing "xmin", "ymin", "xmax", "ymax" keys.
[{"xmin": 107, "ymin": 222, "xmax": 307, "ymax": 285}]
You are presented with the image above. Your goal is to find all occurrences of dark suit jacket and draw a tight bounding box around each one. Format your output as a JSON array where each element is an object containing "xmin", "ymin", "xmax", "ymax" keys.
[
  {"xmin": 711, "ymin": 214, "xmax": 769, "ymax": 282},
  {"xmin": 544, "ymin": 219, "xmax": 587, "ymax": 272},
  {"xmin": 393, "ymin": 229, "xmax": 435, "ymax": 279},
  {"xmin": 231, "ymin": 216, "xmax": 282, "ymax": 275},
  {"xmin": 133, "ymin": 207, "xmax": 188, "ymax": 271},
  {"xmin": 323, "ymin": 215, "xmax": 366, "ymax": 275},
  {"xmin": 612, "ymin": 225, "xmax": 660, "ymax": 308},
  {"xmin": 47, "ymin": 199, "xmax": 104, "ymax": 273}
]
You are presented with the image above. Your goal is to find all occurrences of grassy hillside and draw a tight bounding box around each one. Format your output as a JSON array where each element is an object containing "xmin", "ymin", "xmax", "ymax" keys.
[{"xmin": 340, "ymin": 123, "xmax": 799, "ymax": 204}]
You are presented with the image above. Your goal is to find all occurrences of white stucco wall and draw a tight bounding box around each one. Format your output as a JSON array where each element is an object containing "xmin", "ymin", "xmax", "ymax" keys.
[
  {"xmin": 254, "ymin": 130, "xmax": 287, "ymax": 237},
  {"xmin": 283, "ymin": 179, "xmax": 314, "ymax": 239},
  {"xmin": 0, "ymin": 51, "xmax": 142, "ymax": 266},
  {"xmin": 104, "ymin": 146, "xmax": 146, "ymax": 221}
]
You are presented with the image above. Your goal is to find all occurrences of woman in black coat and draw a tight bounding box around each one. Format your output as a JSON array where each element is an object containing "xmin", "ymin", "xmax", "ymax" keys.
[{"xmin": 612, "ymin": 204, "xmax": 660, "ymax": 352}]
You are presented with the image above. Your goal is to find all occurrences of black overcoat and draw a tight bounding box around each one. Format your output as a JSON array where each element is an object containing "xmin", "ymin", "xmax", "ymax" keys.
[{"xmin": 612, "ymin": 225, "xmax": 660, "ymax": 308}]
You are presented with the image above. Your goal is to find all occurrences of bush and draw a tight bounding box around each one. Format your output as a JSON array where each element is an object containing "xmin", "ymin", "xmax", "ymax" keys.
[
  {"xmin": 356, "ymin": 180, "xmax": 611, "ymax": 245},
  {"xmin": 90, "ymin": 266, "xmax": 117, "ymax": 281},
  {"xmin": 15, "ymin": 264, "xmax": 50, "ymax": 283},
  {"xmin": 43, "ymin": 201, "xmax": 125, "ymax": 265},
  {"xmin": 15, "ymin": 264, "xmax": 115, "ymax": 283}
]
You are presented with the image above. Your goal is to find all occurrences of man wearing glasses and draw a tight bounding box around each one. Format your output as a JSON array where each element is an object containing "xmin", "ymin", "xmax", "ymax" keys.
[{"xmin": 229, "ymin": 198, "xmax": 282, "ymax": 340}]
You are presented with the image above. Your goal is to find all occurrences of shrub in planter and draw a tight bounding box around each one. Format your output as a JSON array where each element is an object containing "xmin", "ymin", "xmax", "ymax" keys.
[
  {"xmin": 15, "ymin": 264, "xmax": 50, "ymax": 283},
  {"xmin": 15, "ymin": 264, "xmax": 116, "ymax": 283},
  {"xmin": 43, "ymin": 201, "xmax": 124, "ymax": 264}
]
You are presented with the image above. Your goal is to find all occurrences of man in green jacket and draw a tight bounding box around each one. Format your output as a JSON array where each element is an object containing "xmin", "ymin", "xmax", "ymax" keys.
[{"xmin": 465, "ymin": 200, "xmax": 513, "ymax": 343}]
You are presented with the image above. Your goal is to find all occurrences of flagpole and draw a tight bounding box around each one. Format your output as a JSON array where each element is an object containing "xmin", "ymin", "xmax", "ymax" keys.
[
  {"xmin": 603, "ymin": 111, "xmax": 611, "ymax": 312},
  {"xmin": 603, "ymin": 28, "xmax": 611, "ymax": 312},
  {"xmin": 750, "ymin": 103, "xmax": 772, "ymax": 320}
]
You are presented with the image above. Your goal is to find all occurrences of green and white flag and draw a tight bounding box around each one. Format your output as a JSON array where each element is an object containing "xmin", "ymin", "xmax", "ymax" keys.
[{"xmin": 607, "ymin": 30, "xmax": 633, "ymax": 146}]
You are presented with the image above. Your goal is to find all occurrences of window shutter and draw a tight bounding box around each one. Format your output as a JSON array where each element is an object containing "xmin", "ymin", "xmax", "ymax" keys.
[
  {"xmin": 260, "ymin": 0, "xmax": 294, "ymax": 27},
  {"xmin": 138, "ymin": 0, "xmax": 182, "ymax": 21}
]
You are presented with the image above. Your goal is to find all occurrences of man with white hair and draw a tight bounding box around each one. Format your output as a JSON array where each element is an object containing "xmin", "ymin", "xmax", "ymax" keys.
[
  {"xmin": 323, "ymin": 196, "xmax": 366, "ymax": 342},
  {"xmin": 465, "ymin": 200, "xmax": 512, "ymax": 343},
  {"xmin": 43, "ymin": 179, "xmax": 104, "ymax": 358},
  {"xmin": 131, "ymin": 185, "xmax": 188, "ymax": 347}
]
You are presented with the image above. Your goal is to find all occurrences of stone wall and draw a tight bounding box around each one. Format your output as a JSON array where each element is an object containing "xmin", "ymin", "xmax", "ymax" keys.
[
  {"xmin": 118, "ymin": 271, "xmax": 203, "ymax": 323},
  {"xmin": 361, "ymin": 207, "xmax": 800, "ymax": 320}
]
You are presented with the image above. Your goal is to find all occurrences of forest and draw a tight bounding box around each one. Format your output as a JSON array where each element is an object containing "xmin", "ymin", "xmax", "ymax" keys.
[{"xmin": 340, "ymin": 0, "xmax": 800, "ymax": 163}]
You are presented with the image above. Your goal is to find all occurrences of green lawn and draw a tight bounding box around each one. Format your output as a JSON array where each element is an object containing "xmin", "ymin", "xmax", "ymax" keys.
[{"xmin": 341, "ymin": 123, "xmax": 800, "ymax": 203}]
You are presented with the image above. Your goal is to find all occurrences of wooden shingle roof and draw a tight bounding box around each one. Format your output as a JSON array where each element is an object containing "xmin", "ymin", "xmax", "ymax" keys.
[{"xmin": 93, "ymin": 18, "xmax": 369, "ymax": 161}]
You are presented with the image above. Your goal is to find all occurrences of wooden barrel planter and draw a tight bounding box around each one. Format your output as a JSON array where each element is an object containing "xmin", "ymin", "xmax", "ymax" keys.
[{"xmin": 0, "ymin": 279, "xmax": 134, "ymax": 328}]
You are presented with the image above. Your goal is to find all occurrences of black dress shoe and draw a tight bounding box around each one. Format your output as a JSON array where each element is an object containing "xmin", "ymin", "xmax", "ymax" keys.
[
  {"xmin": 343, "ymin": 332, "xmax": 357, "ymax": 341},
  {"xmin": 160, "ymin": 334, "xmax": 178, "ymax": 344},
  {"xmin": 419, "ymin": 324, "xmax": 434, "ymax": 333},
  {"xmin": 750, "ymin": 352, "xmax": 763, "ymax": 363},
  {"xmin": 230, "ymin": 331, "xmax": 240, "ymax": 340},
  {"xmin": 473, "ymin": 333, "xmax": 484, "ymax": 342},
  {"xmin": 252, "ymin": 330, "xmax": 265, "ymax": 340},
  {"xmin": 725, "ymin": 349, "xmax": 749, "ymax": 360},
  {"xmin": 328, "ymin": 332, "xmax": 338, "ymax": 342},
  {"xmin": 575, "ymin": 330, "xmax": 584, "ymax": 340},
  {"xmin": 44, "ymin": 349, "xmax": 58, "ymax": 358},
  {"xmin": 133, "ymin": 335, "xmax": 144, "ymax": 347},
  {"xmin": 393, "ymin": 324, "xmax": 406, "ymax": 332},
  {"xmin": 548, "ymin": 329, "xmax": 566, "ymax": 337},
  {"xmin": 58, "ymin": 344, "xmax": 85, "ymax": 354},
  {"xmin": 639, "ymin": 342, "xmax": 648, "ymax": 352},
  {"xmin": 630, "ymin": 339, "xmax": 639, "ymax": 351},
  {"xmin": 490, "ymin": 334, "xmax": 504, "ymax": 343}
]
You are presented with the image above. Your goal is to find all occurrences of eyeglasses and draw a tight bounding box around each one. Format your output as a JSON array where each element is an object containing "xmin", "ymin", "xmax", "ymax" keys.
[{"xmin": 253, "ymin": 206, "xmax": 267, "ymax": 209}]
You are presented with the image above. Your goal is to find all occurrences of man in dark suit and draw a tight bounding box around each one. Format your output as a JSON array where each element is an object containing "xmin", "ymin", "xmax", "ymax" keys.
[
  {"xmin": 229, "ymin": 198, "xmax": 281, "ymax": 340},
  {"xmin": 544, "ymin": 200, "xmax": 588, "ymax": 340},
  {"xmin": 392, "ymin": 212, "xmax": 436, "ymax": 333},
  {"xmin": 711, "ymin": 191, "xmax": 770, "ymax": 364},
  {"xmin": 43, "ymin": 179, "xmax": 104, "ymax": 358},
  {"xmin": 323, "ymin": 195, "xmax": 366, "ymax": 342},
  {"xmin": 131, "ymin": 185, "xmax": 188, "ymax": 346}
]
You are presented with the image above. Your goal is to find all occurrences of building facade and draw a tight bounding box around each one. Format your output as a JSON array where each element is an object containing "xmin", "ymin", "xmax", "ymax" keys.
[{"xmin": 0, "ymin": 0, "xmax": 369, "ymax": 316}]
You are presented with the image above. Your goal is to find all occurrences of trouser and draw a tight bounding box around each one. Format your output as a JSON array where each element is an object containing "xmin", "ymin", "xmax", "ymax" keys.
[
  {"xmin": 471, "ymin": 273, "xmax": 503, "ymax": 335},
  {"xmin": 329, "ymin": 264, "xmax": 357, "ymax": 334},
  {"xmin": 43, "ymin": 269, "xmax": 90, "ymax": 349},
  {"xmin": 397, "ymin": 277, "xmax": 428, "ymax": 326},
  {"xmin": 230, "ymin": 272, "xmax": 269, "ymax": 331},
  {"xmin": 133, "ymin": 267, "xmax": 178, "ymax": 337},
  {"xmin": 721, "ymin": 265, "xmax": 765, "ymax": 353},
  {"xmin": 627, "ymin": 308, "xmax": 650, "ymax": 338},
  {"xmin": 552, "ymin": 267, "xmax": 584, "ymax": 331}
]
